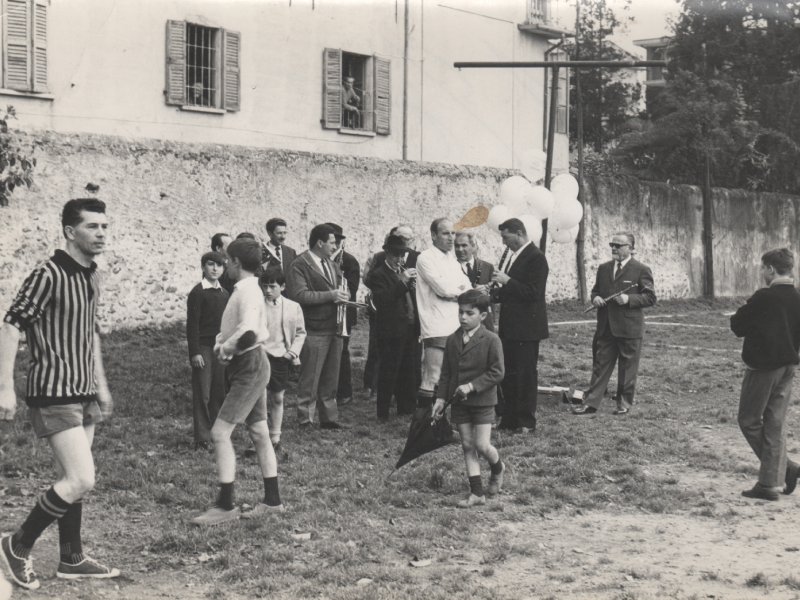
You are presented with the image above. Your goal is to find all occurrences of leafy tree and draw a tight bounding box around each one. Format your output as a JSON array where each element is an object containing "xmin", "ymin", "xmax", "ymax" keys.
[
  {"xmin": 568, "ymin": 0, "xmax": 642, "ymax": 151},
  {"xmin": 0, "ymin": 105, "xmax": 36, "ymax": 206},
  {"xmin": 613, "ymin": 0, "xmax": 800, "ymax": 193}
]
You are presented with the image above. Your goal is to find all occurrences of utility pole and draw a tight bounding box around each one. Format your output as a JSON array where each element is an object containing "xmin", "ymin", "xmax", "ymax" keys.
[{"xmin": 574, "ymin": 2, "xmax": 588, "ymax": 303}]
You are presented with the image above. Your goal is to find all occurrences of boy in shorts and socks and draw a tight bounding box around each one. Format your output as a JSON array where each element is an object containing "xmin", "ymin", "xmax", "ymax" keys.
[
  {"xmin": 191, "ymin": 239, "xmax": 284, "ymax": 525},
  {"xmin": 261, "ymin": 267, "xmax": 306, "ymax": 458},
  {"xmin": 0, "ymin": 198, "xmax": 119, "ymax": 589},
  {"xmin": 186, "ymin": 251, "xmax": 229, "ymax": 449},
  {"xmin": 433, "ymin": 289, "xmax": 505, "ymax": 508}
]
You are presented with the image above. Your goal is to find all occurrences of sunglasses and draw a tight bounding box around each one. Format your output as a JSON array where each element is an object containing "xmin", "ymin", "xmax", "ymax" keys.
[{"xmin": 609, "ymin": 243, "xmax": 630, "ymax": 249}]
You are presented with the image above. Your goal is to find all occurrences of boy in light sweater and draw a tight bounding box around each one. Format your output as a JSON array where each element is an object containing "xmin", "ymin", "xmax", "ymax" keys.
[{"xmin": 191, "ymin": 239, "xmax": 283, "ymax": 526}]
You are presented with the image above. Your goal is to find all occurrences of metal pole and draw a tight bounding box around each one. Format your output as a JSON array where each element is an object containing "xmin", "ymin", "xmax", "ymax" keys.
[
  {"xmin": 541, "ymin": 64, "xmax": 559, "ymax": 254},
  {"xmin": 574, "ymin": 1, "xmax": 588, "ymax": 303},
  {"xmin": 402, "ymin": 0, "xmax": 409, "ymax": 160}
]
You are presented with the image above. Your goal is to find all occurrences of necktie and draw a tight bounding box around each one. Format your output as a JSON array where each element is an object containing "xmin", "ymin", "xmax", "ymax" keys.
[
  {"xmin": 462, "ymin": 333, "xmax": 470, "ymax": 345},
  {"xmin": 322, "ymin": 259, "xmax": 333, "ymax": 285},
  {"xmin": 504, "ymin": 253, "xmax": 513, "ymax": 274},
  {"xmin": 275, "ymin": 245, "xmax": 282, "ymax": 263},
  {"xmin": 615, "ymin": 261, "xmax": 623, "ymax": 278}
]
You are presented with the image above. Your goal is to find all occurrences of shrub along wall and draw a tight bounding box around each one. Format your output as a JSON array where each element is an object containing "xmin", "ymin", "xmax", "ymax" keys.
[{"xmin": 0, "ymin": 132, "xmax": 797, "ymax": 330}]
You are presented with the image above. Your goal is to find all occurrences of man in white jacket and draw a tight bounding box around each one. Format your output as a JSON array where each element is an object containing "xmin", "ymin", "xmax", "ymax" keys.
[{"xmin": 415, "ymin": 218, "xmax": 471, "ymax": 408}]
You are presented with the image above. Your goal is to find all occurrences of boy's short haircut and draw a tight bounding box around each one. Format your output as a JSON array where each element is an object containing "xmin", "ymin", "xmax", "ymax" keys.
[
  {"xmin": 62, "ymin": 198, "xmax": 106, "ymax": 236},
  {"xmin": 211, "ymin": 232, "xmax": 230, "ymax": 252},
  {"xmin": 458, "ymin": 289, "xmax": 490, "ymax": 313},
  {"xmin": 226, "ymin": 239, "xmax": 262, "ymax": 273},
  {"xmin": 260, "ymin": 266, "xmax": 285, "ymax": 287},
  {"xmin": 201, "ymin": 251, "xmax": 226, "ymax": 267},
  {"xmin": 266, "ymin": 218, "xmax": 287, "ymax": 233},
  {"xmin": 762, "ymin": 248, "xmax": 794, "ymax": 275},
  {"xmin": 308, "ymin": 223, "xmax": 336, "ymax": 248},
  {"xmin": 236, "ymin": 232, "xmax": 257, "ymax": 240}
]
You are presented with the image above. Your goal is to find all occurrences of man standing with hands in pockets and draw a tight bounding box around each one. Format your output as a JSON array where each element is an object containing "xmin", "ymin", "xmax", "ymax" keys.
[{"xmin": 0, "ymin": 198, "xmax": 120, "ymax": 590}]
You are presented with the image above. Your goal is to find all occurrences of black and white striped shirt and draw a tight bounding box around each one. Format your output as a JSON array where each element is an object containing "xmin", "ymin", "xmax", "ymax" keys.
[{"xmin": 4, "ymin": 250, "xmax": 100, "ymax": 407}]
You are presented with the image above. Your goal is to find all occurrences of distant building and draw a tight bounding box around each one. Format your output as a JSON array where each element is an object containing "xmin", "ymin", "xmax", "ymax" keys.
[
  {"xmin": 1, "ymin": 0, "xmax": 571, "ymax": 178},
  {"xmin": 634, "ymin": 36, "xmax": 671, "ymax": 113}
]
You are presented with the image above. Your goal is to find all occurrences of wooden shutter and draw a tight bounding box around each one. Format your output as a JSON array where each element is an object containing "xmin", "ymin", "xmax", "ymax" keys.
[
  {"xmin": 321, "ymin": 48, "xmax": 342, "ymax": 129},
  {"xmin": 165, "ymin": 20, "xmax": 186, "ymax": 106},
  {"xmin": 222, "ymin": 29, "xmax": 240, "ymax": 112},
  {"xmin": 374, "ymin": 56, "xmax": 390, "ymax": 135},
  {"xmin": 31, "ymin": 0, "xmax": 47, "ymax": 91},
  {"xmin": 4, "ymin": 0, "xmax": 31, "ymax": 91}
]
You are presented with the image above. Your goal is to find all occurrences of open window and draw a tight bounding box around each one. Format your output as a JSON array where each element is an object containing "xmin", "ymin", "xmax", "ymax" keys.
[
  {"xmin": 165, "ymin": 20, "xmax": 240, "ymax": 113},
  {"xmin": 321, "ymin": 48, "xmax": 390, "ymax": 135}
]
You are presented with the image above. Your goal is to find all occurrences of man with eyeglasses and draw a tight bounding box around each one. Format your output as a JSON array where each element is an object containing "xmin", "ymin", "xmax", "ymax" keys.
[{"xmin": 573, "ymin": 232, "xmax": 656, "ymax": 416}]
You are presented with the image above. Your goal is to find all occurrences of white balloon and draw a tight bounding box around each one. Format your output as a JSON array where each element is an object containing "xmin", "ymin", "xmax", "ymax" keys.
[
  {"xmin": 550, "ymin": 173, "xmax": 580, "ymax": 200},
  {"xmin": 550, "ymin": 225, "xmax": 579, "ymax": 244},
  {"xmin": 549, "ymin": 198, "xmax": 584, "ymax": 230},
  {"xmin": 499, "ymin": 176, "xmax": 531, "ymax": 215},
  {"xmin": 526, "ymin": 186, "xmax": 556, "ymax": 219},
  {"xmin": 518, "ymin": 214, "xmax": 543, "ymax": 247},
  {"xmin": 486, "ymin": 204, "xmax": 511, "ymax": 231}
]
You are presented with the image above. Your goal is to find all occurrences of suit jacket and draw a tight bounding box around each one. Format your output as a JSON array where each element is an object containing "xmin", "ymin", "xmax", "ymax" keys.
[
  {"xmin": 437, "ymin": 326, "xmax": 505, "ymax": 407},
  {"xmin": 490, "ymin": 243, "xmax": 549, "ymax": 341},
  {"xmin": 366, "ymin": 262, "xmax": 419, "ymax": 340},
  {"xmin": 275, "ymin": 296, "xmax": 307, "ymax": 357},
  {"xmin": 592, "ymin": 258, "xmax": 656, "ymax": 339},
  {"xmin": 337, "ymin": 250, "xmax": 360, "ymax": 331},
  {"xmin": 286, "ymin": 250, "xmax": 343, "ymax": 334},
  {"xmin": 460, "ymin": 258, "xmax": 496, "ymax": 332},
  {"xmin": 262, "ymin": 243, "xmax": 297, "ymax": 279}
]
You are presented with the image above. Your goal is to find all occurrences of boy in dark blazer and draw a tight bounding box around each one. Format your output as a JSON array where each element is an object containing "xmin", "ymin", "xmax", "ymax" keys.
[{"xmin": 433, "ymin": 290, "xmax": 505, "ymax": 508}]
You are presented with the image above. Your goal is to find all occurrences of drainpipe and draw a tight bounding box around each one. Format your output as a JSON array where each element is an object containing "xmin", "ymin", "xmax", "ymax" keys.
[
  {"xmin": 402, "ymin": 0, "xmax": 409, "ymax": 160},
  {"xmin": 541, "ymin": 38, "xmax": 566, "ymax": 254}
]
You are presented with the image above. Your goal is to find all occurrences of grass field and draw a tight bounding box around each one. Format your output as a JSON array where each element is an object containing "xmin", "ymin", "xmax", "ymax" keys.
[{"xmin": 2, "ymin": 298, "xmax": 800, "ymax": 599}]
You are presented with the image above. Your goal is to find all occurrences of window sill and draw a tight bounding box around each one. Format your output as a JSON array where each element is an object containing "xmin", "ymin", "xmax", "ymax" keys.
[
  {"xmin": 339, "ymin": 128, "xmax": 376, "ymax": 137},
  {"xmin": 0, "ymin": 89, "xmax": 54, "ymax": 101},
  {"xmin": 180, "ymin": 105, "xmax": 226, "ymax": 115}
]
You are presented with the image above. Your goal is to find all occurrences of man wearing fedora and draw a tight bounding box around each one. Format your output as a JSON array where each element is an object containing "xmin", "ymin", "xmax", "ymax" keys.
[{"xmin": 366, "ymin": 234, "xmax": 420, "ymax": 421}]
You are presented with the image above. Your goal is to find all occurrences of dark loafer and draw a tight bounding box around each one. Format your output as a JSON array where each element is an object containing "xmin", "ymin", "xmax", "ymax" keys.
[
  {"xmin": 742, "ymin": 484, "xmax": 779, "ymax": 501},
  {"xmin": 612, "ymin": 407, "xmax": 629, "ymax": 415},
  {"xmin": 572, "ymin": 405, "xmax": 597, "ymax": 415},
  {"xmin": 784, "ymin": 464, "xmax": 799, "ymax": 495}
]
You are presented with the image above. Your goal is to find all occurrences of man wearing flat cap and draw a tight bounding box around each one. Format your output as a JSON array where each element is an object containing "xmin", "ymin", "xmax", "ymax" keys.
[
  {"xmin": 325, "ymin": 223, "xmax": 360, "ymax": 406},
  {"xmin": 365, "ymin": 234, "xmax": 420, "ymax": 420}
]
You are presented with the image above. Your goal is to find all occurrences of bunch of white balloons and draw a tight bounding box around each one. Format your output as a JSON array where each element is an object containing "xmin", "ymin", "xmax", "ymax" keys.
[{"xmin": 486, "ymin": 173, "xmax": 582, "ymax": 244}]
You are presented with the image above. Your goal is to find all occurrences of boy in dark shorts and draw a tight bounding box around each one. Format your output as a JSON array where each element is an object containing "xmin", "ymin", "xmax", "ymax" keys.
[
  {"xmin": 260, "ymin": 268, "xmax": 306, "ymax": 456},
  {"xmin": 191, "ymin": 239, "xmax": 283, "ymax": 526},
  {"xmin": 0, "ymin": 198, "xmax": 119, "ymax": 590},
  {"xmin": 186, "ymin": 251, "xmax": 229, "ymax": 449},
  {"xmin": 433, "ymin": 289, "xmax": 505, "ymax": 508}
]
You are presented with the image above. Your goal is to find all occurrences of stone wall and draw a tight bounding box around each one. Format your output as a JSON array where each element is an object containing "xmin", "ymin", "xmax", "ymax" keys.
[{"xmin": 1, "ymin": 132, "xmax": 798, "ymax": 330}]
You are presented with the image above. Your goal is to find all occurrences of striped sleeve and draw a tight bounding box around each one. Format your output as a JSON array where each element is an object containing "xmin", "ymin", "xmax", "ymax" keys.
[{"xmin": 4, "ymin": 266, "xmax": 53, "ymax": 330}]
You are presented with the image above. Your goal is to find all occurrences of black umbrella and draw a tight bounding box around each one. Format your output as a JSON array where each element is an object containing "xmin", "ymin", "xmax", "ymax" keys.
[{"xmin": 390, "ymin": 400, "xmax": 458, "ymax": 475}]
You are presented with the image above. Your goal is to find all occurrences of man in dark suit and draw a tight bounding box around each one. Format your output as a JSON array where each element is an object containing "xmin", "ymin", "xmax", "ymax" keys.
[
  {"xmin": 455, "ymin": 231, "xmax": 495, "ymax": 333},
  {"xmin": 365, "ymin": 234, "xmax": 420, "ymax": 421},
  {"xmin": 489, "ymin": 218, "xmax": 549, "ymax": 433},
  {"xmin": 286, "ymin": 224, "xmax": 350, "ymax": 429},
  {"xmin": 262, "ymin": 218, "xmax": 297, "ymax": 280},
  {"xmin": 362, "ymin": 225, "xmax": 418, "ymax": 395},
  {"xmin": 325, "ymin": 223, "xmax": 360, "ymax": 406},
  {"xmin": 573, "ymin": 232, "xmax": 656, "ymax": 415}
]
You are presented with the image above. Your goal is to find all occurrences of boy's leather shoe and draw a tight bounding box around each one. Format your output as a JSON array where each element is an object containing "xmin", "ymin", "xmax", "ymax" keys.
[
  {"xmin": 784, "ymin": 464, "xmax": 799, "ymax": 495},
  {"xmin": 457, "ymin": 494, "xmax": 486, "ymax": 508},
  {"xmin": 741, "ymin": 484, "xmax": 780, "ymax": 501},
  {"xmin": 572, "ymin": 405, "xmax": 597, "ymax": 415}
]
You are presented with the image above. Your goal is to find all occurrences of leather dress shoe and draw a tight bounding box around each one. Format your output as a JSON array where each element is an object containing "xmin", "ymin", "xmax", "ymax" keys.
[
  {"xmin": 784, "ymin": 464, "xmax": 799, "ymax": 495},
  {"xmin": 741, "ymin": 484, "xmax": 780, "ymax": 501},
  {"xmin": 572, "ymin": 405, "xmax": 597, "ymax": 415},
  {"xmin": 612, "ymin": 407, "xmax": 629, "ymax": 415},
  {"xmin": 320, "ymin": 421, "xmax": 343, "ymax": 430}
]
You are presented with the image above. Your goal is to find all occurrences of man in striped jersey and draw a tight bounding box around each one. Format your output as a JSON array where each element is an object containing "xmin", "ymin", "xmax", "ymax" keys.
[{"xmin": 0, "ymin": 198, "xmax": 120, "ymax": 590}]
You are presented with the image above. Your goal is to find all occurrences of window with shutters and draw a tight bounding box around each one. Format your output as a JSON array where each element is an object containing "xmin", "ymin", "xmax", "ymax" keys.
[
  {"xmin": 165, "ymin": 20, "xmax": 240, "ymax": 113},
  {"xmin": 543, "ymin": 48, "xmax": 568, "ymax": 146},
  {"xmin": 1, "ymin": 0, "xmax": 49, "ymax": 94},
  {"xmin": 321, "ymin": 48, "xmax": 390, "ymax": 136}
]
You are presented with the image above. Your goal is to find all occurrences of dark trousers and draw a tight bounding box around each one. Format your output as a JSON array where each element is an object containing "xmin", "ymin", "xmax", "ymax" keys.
[
  {"xmin": 499, "ymin": 339, "xmax": 539, "ymax": 430},
  {"xmin": 190, "ymin": 345, "xmax": 225, "ymax": 443},
  {"xmin": 337, "ymin": 336, "xmax": 353, "ymax": 400},
  {"xmin": 363, "ymin": 312, "xmax": 379, "ymax": 391},
  {"xmin": 585, "ymin": 330, "xmax": 642, "ymax": 410},
  {"xmin": 376, "ymin": 326, "xmax": 419, "ymax": 418}
]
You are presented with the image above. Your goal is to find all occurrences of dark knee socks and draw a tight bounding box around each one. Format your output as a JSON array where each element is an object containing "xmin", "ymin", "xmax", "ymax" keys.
[
  {"xmin": 263, "ymin": 477, "xmax": 281, "ymax": 506},
  {"xmin": 13, "ymin": 487, "xmax": 71, "ymax": 557},
  {"xmin": 216, "ymin": 482, "xmax": 235, "ymax": 511},
  {"xmin": 58, "ymin": 500, "xmax": 84, "ymax": 565},
  {"xmin": 468, "ymin": 475, "xmax": 484, "ymax": 497}
]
